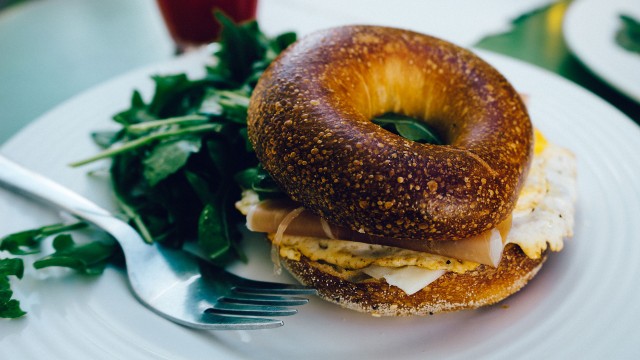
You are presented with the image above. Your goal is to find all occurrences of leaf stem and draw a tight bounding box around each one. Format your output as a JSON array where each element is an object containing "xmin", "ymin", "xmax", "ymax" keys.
[
  {"xmin": 39, "ymin": 221, "xmax": 88, "ymax": 236},
  {"xmin": 217, "ymin": 90, "xmax": 250, "ymax": 106},
  {"xmin": 115, "ymin": 199, "xmax": 154, "ymax": 244},
  {"xmin": 125, "ymin": 115, "xmax": 209, "ymax": 134},
  {"xmin": 70, "ymin": 123, "xmax": 222, "ymax": 167}
]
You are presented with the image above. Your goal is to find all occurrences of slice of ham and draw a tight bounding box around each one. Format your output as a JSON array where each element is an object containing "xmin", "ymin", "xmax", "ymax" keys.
[{"xmin": 247, "ymin": 199, "xmax": 511, "ymax": 267}]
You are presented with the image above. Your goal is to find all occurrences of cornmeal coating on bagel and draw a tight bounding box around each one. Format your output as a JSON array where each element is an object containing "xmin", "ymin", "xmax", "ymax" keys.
[{"xmin": 248, "ymin": 25, "xmax": 533, "ymax": 241}]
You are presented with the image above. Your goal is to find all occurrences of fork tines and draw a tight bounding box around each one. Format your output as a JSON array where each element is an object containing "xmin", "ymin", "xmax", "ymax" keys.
[
  {"xmin": 206, "ymin": 303, "xmax": 299, "ymax": 317},
  {"xmin": 232, "ymin": 279, "xmax": 318, "ymax": 296},
  {"xmin": 220, "ymin": 292, "xmax": 310, "ymax": 306}
]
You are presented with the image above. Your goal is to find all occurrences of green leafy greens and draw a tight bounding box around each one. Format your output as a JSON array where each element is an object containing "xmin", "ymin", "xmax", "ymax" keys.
[
  {"xmin": 70, "ymin": 13, "xmax": 296, "ymax": 266},
  {"xmin": 0, "ymin": 14, "xmax": 294, "ymax": 318},
  {"xmin": 33, "ymin": 234, "xmax": 116, "ymax": 275},
  {"xmin": 616, "ymin": 14, "xmax": 640, "ymax": 54},
  {"xmin": 0, "ymin": 221, "xmax": 117, "ymax": 317},
  {"xmin": 0, "ymin": 222, "xmax": 86, "ymax": 255},
  {"xmin": 0, "ymin": 258, "xmax": 25, "ymax": 318}
]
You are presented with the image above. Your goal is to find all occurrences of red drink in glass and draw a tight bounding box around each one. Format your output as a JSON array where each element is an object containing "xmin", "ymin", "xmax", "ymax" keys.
[{"xmin": 156, "ymin": 0, "xmax": 258, "ymax": 51}]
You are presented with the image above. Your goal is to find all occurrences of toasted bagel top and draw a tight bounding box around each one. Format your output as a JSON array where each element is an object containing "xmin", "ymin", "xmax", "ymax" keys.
[{"xmin": 248, "ymin": 25, "xmax": 533, "ymax": 241}]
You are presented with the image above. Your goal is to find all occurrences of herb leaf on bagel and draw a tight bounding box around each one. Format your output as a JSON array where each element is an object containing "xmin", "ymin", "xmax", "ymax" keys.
[{"xmin": 372, "ymin": 113, "xmax": 443, "ymax": 145}]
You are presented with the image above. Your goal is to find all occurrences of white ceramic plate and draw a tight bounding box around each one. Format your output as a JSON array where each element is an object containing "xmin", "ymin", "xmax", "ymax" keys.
[
  {"xmin": 1, "ymin": 49, "xmax": 640, "ymax": 359},
  {"xmin": 563, "ymin": 0, "xmax": 640, "ymax": 103}
]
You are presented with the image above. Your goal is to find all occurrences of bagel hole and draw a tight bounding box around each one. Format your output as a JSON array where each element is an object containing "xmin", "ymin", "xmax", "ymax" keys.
[{"xmin": 371, "ymin": 113, "xmax": 445, "ymax": 145}]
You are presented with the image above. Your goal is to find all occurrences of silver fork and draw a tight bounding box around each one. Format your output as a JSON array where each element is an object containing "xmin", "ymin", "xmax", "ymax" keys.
[{"xmin": 0, "ymin": 155, "xmax": 316, "ymax": 330}]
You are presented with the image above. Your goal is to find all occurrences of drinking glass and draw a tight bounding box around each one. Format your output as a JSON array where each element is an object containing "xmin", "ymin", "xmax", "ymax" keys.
[{"xmin": 156, "ymin": 0, "xmax": 258, "ymax": 53}]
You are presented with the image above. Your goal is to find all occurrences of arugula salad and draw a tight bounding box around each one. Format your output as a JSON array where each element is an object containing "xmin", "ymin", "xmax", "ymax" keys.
[{"xmin": 0, "ymin": 14, "xmax": 294, "ymax": 319}]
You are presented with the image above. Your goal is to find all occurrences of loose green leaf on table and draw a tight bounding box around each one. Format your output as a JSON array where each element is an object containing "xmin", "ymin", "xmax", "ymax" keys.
[
  {"xmin": 0, "ymin": 258, "xmax": 26, "ymax": 318},
  {"xmin": 33, "ymin": 234, "xmax": 116, "ymax": 275},
  {"xmin": 0, "ymin": 221, "xmax": 87, "ymax": 255}
]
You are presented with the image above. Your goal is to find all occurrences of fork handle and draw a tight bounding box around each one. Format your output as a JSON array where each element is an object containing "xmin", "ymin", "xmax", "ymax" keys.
[
  {"xmin": 0, "ymin": 154, "xmax": 153, "ymax": 257},
  {"xmin": 0, "ymin": 154, "xmax": 112, "ymax": 219}
]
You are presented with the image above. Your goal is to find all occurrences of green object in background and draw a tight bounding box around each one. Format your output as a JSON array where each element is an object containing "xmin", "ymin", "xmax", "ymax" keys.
[
  {"xmin": 475, "ymin": 0, "xmax": 640, "ymax": 123},
  {"xmin": 616, "ymin": 14, "xmax": 640, "ymax": 54},
  {"xmin": 0, "ymin": 0, "xmax": 29, "ymax": 10}
]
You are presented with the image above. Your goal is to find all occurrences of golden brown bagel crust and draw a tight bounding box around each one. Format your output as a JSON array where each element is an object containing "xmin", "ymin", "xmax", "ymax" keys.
[
  {"xmin": 282, "ymin": 244, "xmax": 546, "ymax": 316},
  {"xmin": 248, "ymin": 26, "xmax": 533, "ymax": 241}
]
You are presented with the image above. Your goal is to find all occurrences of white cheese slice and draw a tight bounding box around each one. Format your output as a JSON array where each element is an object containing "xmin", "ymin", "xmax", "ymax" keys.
[{"xmin": 362, "ymin": 265, "xmax": 446, "ymax": 295}]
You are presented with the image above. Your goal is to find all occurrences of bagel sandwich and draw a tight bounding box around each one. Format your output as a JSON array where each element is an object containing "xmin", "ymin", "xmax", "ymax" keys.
[{"xmin": 238, "ymin": 26, "xmax": 577, "ymax": 316}]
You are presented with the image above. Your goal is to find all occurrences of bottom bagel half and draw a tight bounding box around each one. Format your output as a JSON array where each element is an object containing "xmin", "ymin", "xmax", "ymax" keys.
[{"xmin": 280, "ymin": 243, "xmax": 547, "ymax": 316}]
